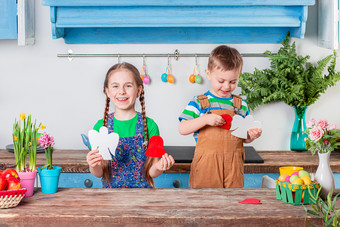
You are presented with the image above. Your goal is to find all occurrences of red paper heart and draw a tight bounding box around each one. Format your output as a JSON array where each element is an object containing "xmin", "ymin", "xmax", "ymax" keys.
[
  {"xmin": 145, "ymin": 135, "xmax": 167, "ymax": 158},
  {"xmin": 238, "ymin": 198, "xmax": 262, "ymax": 204},
  {"xmin": 217, "ymin": 114, "xmax": 233, "ymax": 130}
]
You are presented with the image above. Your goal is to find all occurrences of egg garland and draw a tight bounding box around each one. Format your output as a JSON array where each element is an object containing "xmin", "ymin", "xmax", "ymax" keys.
[
  {"xmin": 141, "ymin": 65, "xmax": 150, "ymax": 85},
  {"xmin": 161, "ymin": 56, "xmax": 175, "ymax": 84},
  {"xmin": 189, "ymin": 64, "xmax": 202, "ymax": 84}
]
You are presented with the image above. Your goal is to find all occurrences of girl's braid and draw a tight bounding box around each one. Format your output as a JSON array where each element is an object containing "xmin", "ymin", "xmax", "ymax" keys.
[
  {"xmin": 103, "ymin": 97, "xmax": 110, "ymax": 127},
  {"xmin": 139, "ymin": 89, "xmax": 148, "ymax": 149}
]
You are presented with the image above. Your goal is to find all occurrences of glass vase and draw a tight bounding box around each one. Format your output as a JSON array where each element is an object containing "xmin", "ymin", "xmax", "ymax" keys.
[{"xmin": 290, "ymin": 106, "xmax": 308, "ymax": 151}]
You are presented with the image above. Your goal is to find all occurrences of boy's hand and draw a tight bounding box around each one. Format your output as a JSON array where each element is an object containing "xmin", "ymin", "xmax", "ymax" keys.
[
  {"xmin": 86, "ymin": 149, "xmax": 103, "ymax": 168},
  {"xmin": 204, "ymin": 114, "xmax": 226, "ymax": 127},
  {"xmin": 154, "ymin": 153, "xmax": 175, "ymax": 171},
  {"xmin": 247, "ymin": 128, "xmax": 262, "ymax": 141}
]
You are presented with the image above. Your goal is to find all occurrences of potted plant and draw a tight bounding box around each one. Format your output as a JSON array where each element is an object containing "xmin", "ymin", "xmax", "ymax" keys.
[
  {"xmin": 238, "ymin": 33, "xmax": 340, "ymax": 151},
  {"xmin": 12, "ymin": 113, "xmax": 42, "ymax": 197},
  {"xmin": 38, "ymin": 132, "xmax": 61, "ymax": 194},
  {"xmin": 303, "ymin": 119, "xmax": 340, "ymax": 198}
]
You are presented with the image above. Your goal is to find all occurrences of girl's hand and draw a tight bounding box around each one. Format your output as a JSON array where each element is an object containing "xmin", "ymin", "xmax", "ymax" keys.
[
  {"xmin": 86, "ymin": 149, "xmax": 103, "ymax": 168},
  {"xmin": 247, "ymin": 128, "xmax": 262, "ymax": 141},
  {"xmin": 204, "ymin": 114, "xmax": 225, "ymax": 127},
  {"xmin": 154, "ymin": 153, "xmax": 175, "ymax": 171}
]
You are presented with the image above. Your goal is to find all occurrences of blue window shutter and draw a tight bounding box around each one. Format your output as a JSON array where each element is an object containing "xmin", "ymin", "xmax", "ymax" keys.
[
  {"xmin": 0, "ymin": 0, "xmax": 17, "ymax": 39},
  {"xmin": 318, "ymin": 0, "xmax": 338, "ymax": 49}
]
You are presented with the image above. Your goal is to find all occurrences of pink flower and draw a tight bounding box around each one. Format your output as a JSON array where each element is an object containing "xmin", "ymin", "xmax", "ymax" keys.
[
  {"xmin": 307, "ymin": 119, "xmax": 316, "ymax": 128},
  {"xmin": 324, "ymin": 139, "xmax": 329, "ymax": 145},
  {"xmin": 39, "ymin": 132, "xmax": 55, "ymax": 148},
  {"xmin": 316, "ymin": 120, "xmax": 328, "ymax": 129},
  {"xmin": 328, "ymin": 124, "xmax": 340, "ymax": 130},
  {"xmin": 309, "ymin": 126, "xmax": 324, "ymax": 141}
]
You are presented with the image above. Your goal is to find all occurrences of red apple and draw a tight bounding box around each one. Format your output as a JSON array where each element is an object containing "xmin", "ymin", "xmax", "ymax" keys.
[
  {"xmin": 6, "ymin": 177, "xmax": 21, "ymax": 190},
  {"xmin": 3, "ymin": 169, "xmax": 20, "ymax": 181},
  {"xmin": 0, "ymin": 174, "xmax": 7, "ymax": 191}
]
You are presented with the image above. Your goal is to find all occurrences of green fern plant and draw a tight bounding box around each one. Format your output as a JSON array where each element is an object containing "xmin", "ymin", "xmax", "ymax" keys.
[{"xmin": 239, "ymin": 33, "xmax": 340, "ymax": 111}]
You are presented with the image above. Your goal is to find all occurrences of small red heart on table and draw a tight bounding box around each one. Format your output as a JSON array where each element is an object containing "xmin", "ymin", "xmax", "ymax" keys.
[
  {"xmin": 217, "ymin": 114, "xmax": 233, "ymax": 130},
  {"xmin": 145, "ymin": 135, "xmax": 166, "ymax": 158},
  {"xmin": 238, "ymin": 198, "xmax": 262, "ymax": 204}
]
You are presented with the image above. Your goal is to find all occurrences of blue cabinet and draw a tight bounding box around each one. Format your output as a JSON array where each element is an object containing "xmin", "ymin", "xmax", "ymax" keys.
[{"xmin": 42, "ymin": 0, "xmax": 315, "ymax": 44}]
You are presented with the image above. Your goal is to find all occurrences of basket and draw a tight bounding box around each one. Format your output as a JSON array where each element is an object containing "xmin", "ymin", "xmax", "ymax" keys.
[
  {"xmin": 275, "ymin": 180, "xmax": 319, "ymax": 205},
  {"xmin": 0, "ymin": 188, "xmax": 27, "ymax": 209}
]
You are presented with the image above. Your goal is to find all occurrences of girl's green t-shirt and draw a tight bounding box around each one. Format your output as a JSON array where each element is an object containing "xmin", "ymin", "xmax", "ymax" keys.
[{"xmin": 93, "ymin": 113, "xmax": 159, "ymax": 139}]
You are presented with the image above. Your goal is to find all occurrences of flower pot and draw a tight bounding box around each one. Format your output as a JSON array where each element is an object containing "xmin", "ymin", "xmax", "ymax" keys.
[
  {"xmin": 315, "ymin": 151, "xmax": 335, "ymax": 199},
  {"xmin": 18, "ymin": 170, "xmax": 37, "ymax": 197},
  {"xmin": 38, "ymin": 166, "xmax": 61, "ymax": 194},
  {"xmin": 290, "ymin": 106, "xmax": 308, "ymax": 151}
]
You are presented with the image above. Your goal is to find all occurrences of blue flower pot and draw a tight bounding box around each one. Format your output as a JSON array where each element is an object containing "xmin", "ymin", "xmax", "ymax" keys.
[{"xmin": 38, "ymin": 166, "xmax": 61, "ymax": 194}]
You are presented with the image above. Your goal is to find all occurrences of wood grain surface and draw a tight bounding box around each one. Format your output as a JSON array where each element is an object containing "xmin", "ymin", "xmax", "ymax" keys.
[
  {"xmin": 0, "ymin": 188, "xmax": 329, "ymax": 226},
  {"xmin": 1, "ymin": 149, "xmax": 340, "ymax": 173}
]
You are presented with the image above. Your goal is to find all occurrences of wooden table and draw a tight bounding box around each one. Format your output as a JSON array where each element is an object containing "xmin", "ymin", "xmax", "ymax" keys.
[
  {"xmin": 1, "ymin": 149, "xmax": 340, "ymax": 173},
  {"xmin": 0, "ymin": 188, "xmax": 329, "ymax": 226}
]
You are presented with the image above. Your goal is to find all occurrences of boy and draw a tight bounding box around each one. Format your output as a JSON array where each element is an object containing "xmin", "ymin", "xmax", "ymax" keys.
[{"xmin": 179, "ymin": 45, "xmax": 262, "ymax": 188}]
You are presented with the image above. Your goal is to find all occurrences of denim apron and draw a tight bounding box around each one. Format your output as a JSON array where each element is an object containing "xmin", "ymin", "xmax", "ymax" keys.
[{"xmin": 102, "ymin": 112, "xmax": 151, "ymax": 188}]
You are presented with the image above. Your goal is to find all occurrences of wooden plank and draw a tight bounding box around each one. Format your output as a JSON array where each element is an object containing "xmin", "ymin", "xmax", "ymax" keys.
[{"xmin": 0, "ymin": 188, "xmax": 326, "ymax": 226}]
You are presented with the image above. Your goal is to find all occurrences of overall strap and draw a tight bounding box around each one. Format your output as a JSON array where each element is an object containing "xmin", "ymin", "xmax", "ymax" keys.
[
  {"xmin": 232, "ymin": 95, "xmax": 242, "ymax": 114},
  {"xmin": 197, "ymin": 95, "xmax": 211, "ymax": 110},
  {"xmin": 135, "ymin": 112, "xmax": 144, "ymax": 136}
]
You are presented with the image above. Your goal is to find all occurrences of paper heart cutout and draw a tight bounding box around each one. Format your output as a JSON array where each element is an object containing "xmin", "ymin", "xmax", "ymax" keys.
[
  {"xmin": 238, "ymin": 198, "xmax": 262, "ymax": 204},
  {"xmin": 145, "ymin": 135, "xmax": 166, "ymax": 158},
  {"xmin": 88, "ymin": 126, "xmax": 119, "ymax": 160},
  {"xmin": 217, "ymin": 114, "xmax": 233, "ymax": 130}
]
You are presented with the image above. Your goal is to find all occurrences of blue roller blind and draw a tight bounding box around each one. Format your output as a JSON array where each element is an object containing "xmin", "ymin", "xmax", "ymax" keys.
[{"xmin": 0, "ymin": 0, "xmax": 17, "ymax": 39}]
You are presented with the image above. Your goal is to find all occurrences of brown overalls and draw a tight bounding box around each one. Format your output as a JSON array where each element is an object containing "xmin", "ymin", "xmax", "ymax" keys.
[{"xmin": 189, "ymin": 94, "xmax": 245, "ymax": 188}]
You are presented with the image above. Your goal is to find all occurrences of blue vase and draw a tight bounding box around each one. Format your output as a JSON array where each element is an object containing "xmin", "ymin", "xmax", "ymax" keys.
[
  {"xmin": 38, "ymin": 166, "xmax": 61, "ymax": 194},
  {"xmin": 290, "ymin": 106, "xmax": 308, "ymax": 151}
]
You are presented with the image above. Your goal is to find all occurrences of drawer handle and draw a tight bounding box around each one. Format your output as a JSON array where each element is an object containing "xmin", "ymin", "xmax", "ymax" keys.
[
  {"xmin": 173, "ymin": 180, "xmax": 181, "ymax": 188},
  {"xmin": 84, "ymin": 179, "xmax": 93, "ymax": 188}
]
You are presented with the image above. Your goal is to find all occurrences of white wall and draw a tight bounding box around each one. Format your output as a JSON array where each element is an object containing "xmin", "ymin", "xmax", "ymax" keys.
[{"xmin": 0, "ymin": 2, "xmax": 339, "ymax": 150}]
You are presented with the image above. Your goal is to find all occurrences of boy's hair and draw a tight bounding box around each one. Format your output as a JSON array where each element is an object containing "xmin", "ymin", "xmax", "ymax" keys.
[
  {"xmin": 208, "ymin": 45, "xmax": 243, "ymax": 73},
  {"xmin": 101, "ymin": 62, "xmax": 154, "ymax": 188}
]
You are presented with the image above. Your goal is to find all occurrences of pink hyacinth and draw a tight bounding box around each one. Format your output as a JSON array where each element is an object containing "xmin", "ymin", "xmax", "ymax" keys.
[
  {"xmin": 307, "ymin": 119, "xmax": 316, "ymax": 128},
  {"xmin": 39, "ymin": 132, "xmax": 55, "ymax": 149},
  {"xmin": 316, "ymin": 120, "xmax": 328, "ymax": 129},
  {"xmin": 309, "ymin": 126, "xmax": 324, "ymax": 141}
]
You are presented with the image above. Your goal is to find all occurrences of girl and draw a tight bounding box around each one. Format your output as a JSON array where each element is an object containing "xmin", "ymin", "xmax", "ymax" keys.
[{"xmin": 86, "ymin": 62, "xmax": 175, "ymax": 188}]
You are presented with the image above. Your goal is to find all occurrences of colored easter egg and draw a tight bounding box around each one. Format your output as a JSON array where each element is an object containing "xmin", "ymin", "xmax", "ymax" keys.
[
  {"xmin": 195, "ymin": 74, "xmax": 202, "ymax": 84},
  {"xmin": 290, "ymin": 175, "xmax": 299, "ymax": 183},
  {"xmin": 285, "ymin": 175, "xmax": 291, "ymax": 183},
  {"xmin": 278, "ymin": 174, "xmax": 289, "ymax": 182},
  {"xmin": 143, "ymin": 74, "xmax": 150, "ymax": 84},
  {"xmin": 167, "ymin": 74, "xmax": 174, "ymax": 83},
  {"xmin": 189, "ymin": 74, "xmax": 196, "ymax": 83},
  {"xmin": 161, "ymin": 73, "xmax": 168, "ymax": 82},
  {"xmin": 140, "ymin": 74, "xmax": 144, "ymax": 79},
  {"xmin": 291, "ymin": 172, "xmax": 299, "ymax": 176}
]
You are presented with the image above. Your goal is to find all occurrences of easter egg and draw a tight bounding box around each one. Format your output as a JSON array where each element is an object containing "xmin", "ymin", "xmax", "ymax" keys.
[
  {"xmin": 278, "ymin": 174, "xmax": 289, "ymax": 182},
  {"xmin": 298, "ymin": 170, "xmax": 310, "ymax": 178},
  {"xmin": 161, "ymin": 73, "xmax": 168, "ymax": 82},
  {"xmin": 300, "ymin": 175, "xmax": 311, "ymax": 185},
  {"xmin": 143, "ymin": 74, "xmax": 150, "ymax": 84},
  {"xmin": 189, "ymin": 74, "xmax": 196, "ymax": 83},
  {"xmin": 290, "ymin": 175, "xmax": 299, "ymax": 183},
  {"xmin": 140, "ymin": 74, "xmax": 144, "ymax": 79},
  {"xmin": 167, "ymin": 74, "xmax": 174, "ymax": 83},
  {"xmin": 285, "ymin": 175, "xmax": 291, "ymax": 183},
  {"xmin": 291, "ymin": 172, "xmax": 299, "ymax": 176},
  {"xmin": 195, "ymin": 74, "xmax": 202, "ymax": 84},
  {"xmin": 291, "ymin": 178, "xmax": 304, "ymax": 185}
]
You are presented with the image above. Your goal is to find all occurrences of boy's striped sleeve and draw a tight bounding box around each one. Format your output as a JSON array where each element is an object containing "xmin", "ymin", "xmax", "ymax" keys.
[{"xmin": 179, "ymin": 97, "xmax": 201, "ymax": 121}]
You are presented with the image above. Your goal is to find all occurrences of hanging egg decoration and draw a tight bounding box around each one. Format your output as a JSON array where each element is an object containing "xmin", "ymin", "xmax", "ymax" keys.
[
  {"xmin": 161, "ymin": 73, "xmax": 168, "ymax": 82},
  {"xmin": 140, "ymin": 74, "xmax": 144, "ymax": 80},
  {"xmin": 143, "ymin": 74, "xmax": 150, "ymax": 84},
  {"xmin": 195, "ymin": 74, "xmax": 202, "ymax": 84},
  {"xmin": 167, "ymin": 74, "xmax": 175, "ymax": 83},
  {"xmin": 189, "ymin": 74, "xmax": 196, "ymax": 83}
]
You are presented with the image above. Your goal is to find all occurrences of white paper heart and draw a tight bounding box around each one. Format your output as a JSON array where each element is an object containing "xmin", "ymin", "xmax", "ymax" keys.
[
  {"xmin": 229, "ymin": 115, "xmax": 262, "ymax": 139},
  {"xmin": 88, "ymin": 126, "xmax": 119, "ymax": 160}
]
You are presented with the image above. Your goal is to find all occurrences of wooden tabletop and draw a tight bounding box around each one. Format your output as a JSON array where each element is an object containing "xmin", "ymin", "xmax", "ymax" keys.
[
  {"xmin": 0, "ymin": 188, "xmax": 328, "ymax": 226},
  {"xmin": 1, "ymin": 149, "xmax": 340, "ymax": 173}
]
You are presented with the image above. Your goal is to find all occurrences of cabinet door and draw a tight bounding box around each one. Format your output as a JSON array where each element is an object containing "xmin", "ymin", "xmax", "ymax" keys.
[
  {"xmin": 0, "ymin": 0, "xmax": 17, "ymax": 39},
  {"xmin": 318, "ymin": 0, "xmax": 338, "ymax": 49}
]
